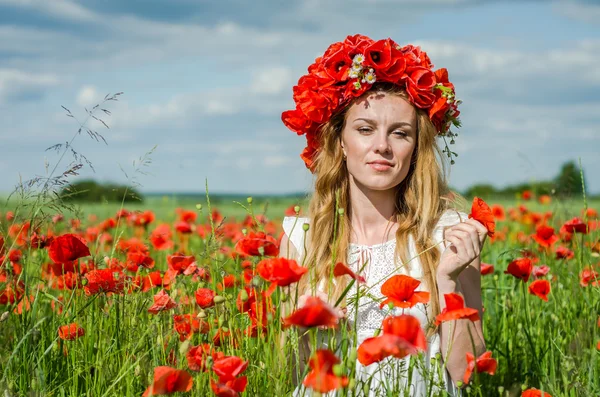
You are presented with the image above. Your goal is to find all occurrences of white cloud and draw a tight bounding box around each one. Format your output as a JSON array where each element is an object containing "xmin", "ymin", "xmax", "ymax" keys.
[
  {"xmin": 250, "ymin": 67, "xmax": 292, "ymax": 95},
  {"xmin": 76, "ymin": 85, "xmax": 100, "ymax": 107},
  {"xmin": 0, "ymin": 0, "xmax": 98, "ymax": 22},
  {"xmin": 552, "ymin": 0, "xmax": 600, "ymax": 24},
  {"xmin": 0, "ymin": 68, "xmax": 59, "ymax": 103},
  {"xmin": 263, "ymin": 155, "xmax": 292, "ymax": 167}
]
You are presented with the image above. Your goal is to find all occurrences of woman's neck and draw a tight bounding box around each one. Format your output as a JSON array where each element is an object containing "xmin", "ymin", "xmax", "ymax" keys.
[{"xmin": 348, "ymin": 180, "xmax": 398, "ymax": 245}]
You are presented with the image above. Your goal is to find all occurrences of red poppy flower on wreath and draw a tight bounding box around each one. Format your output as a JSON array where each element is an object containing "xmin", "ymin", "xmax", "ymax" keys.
[
  {"xmin": 282, "ymin": 34, "xmax": 461, "ymax": 171},
  {"xmin": 521, "ymin": 388, "xmax": 552, "ymax": 397},
  {"xmin": 333, "ymin": 262, "xmax": 366, "ymax": 283},
  {"xmin": 528, "ymin": 279, "xmax": 551, "ymax": 301},
  {"xmin": 142, "ymin": 366, "xmax": 193, "ymax": 397},
  {"xmin": 256, "ymin": 257, "xmax": 308, "ymax": 295},
  {"xmin": 282, "ymin": 296, "xmax": 340, "ymax": 329},
  {"xmin": 435, "ymin": 293, "xmax": 479, "ymax": 325},
  {"xmin": 47, "ymin": 234, "xmax": 91, "ymax": 264},
  {"xmin": 504, "ymin": 257, "xmax": 533, "ymax": 282},
  {"xmin": 357, "ymin": 314, "xmax": 427, "ymax": 366},
  {"xmin": 147, "ymin": 289, "xmax": 177, "ymax": 314},
  {"xmin": 463, "ymin": 350, "xmax": 497, "ymax": 384},
  {"xmin": 235, "ymin": 231, "xmax": 279, "ymax": 257},
  {"xmin": 58, "ymin": 323, "xmax": 85, "ymax": 340},
  {"xmin": 379, "ymin": 274, "xmax": 430, "ymax": 309},
  {"xmin": 562, "ymin": 217, "xmax": 588, "ymax": 234},
  {"xmin": 532, "ymin": 225, "xmax": 558, "ymax": 248},
  {"xmin": 469, "ymin": 197, "xmax": 495, "ymax": 238},
  {"xmin": 303, "ymin": 349, "xmax": 349, "ymax": 393}
]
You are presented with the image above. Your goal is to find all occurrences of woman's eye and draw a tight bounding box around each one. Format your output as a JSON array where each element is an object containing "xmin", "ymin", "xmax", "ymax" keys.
[
  {"xmin": 393, "ymin": 131, "xmax": 408, "ymax": 137},
  {"xmin": 358, "ymin": 127, "xmax": 372, "ymax": 133}
]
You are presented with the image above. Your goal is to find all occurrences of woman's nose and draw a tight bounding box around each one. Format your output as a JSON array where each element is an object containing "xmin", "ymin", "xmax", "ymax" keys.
[{"xmin": 374, "ymin": 131, "xmax": 391, "ymax": 153}]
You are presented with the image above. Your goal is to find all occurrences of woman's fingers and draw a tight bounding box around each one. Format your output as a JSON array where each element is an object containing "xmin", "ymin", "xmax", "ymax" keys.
[
  {"xmin": 445, "ymin": 229, "xmax": 476, "ymax": 260},
  {"xmin": 449, "ymin": 223, "xmax": 481, "ymax": 253}
]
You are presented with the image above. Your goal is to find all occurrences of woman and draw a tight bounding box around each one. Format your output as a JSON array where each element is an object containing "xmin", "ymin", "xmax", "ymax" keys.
[{"xmin": 280, "ymin": 34, "xmax": 488, "ymax": 396}]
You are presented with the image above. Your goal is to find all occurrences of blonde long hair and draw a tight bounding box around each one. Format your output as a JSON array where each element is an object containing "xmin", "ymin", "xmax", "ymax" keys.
[{"xmin": 298, "ymin": 82, "xmax": 455, "ymax": 336}]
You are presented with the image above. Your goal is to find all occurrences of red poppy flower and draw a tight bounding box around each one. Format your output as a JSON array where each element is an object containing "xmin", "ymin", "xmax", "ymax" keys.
[
  {"xmin": 435, "ymin": 293, "xmax": 479, "ymax": 325},
  {"xmin": 504, "ymin": 258, "xmax": 533, "ymax": 282},
  {"xmin": 58, "ymin": 322, "xmax": 85, "ymax": 340},
  {"xmin": 0, "ymin": 278, "xmax": 25, "ymax": 305},
  {"xmin": 148, "ymin": 289, "xmax": 177, "ymax": 314},
  {"xmin": 357, "ymin": 314, "xmax": 427, "ymax": 366},
  {"xmin": 130, "ymin": 210, "xmax": 155, "ymax": 228},
  {"xmin": 282, "ymin": 296, "xmax": 339, "ymax": 329},
  {"xmin": 532, "ymin": 225, "xmax": 558, "ymax": 248},
  {"xmin": 562, "ymin": 217, "xmax": 588, "ymax": 234},
  {"xmin": 333, "ymin": 262, "xmax": 366, "ymax": 283},
  {"xmin": 212, "ymin": 355, "xmax": 248, "ymax": 382},
  {"xmin": 174, "ymin": 221, "xmax": 193, "ymax": 234},
  {"xmin": 176, "ymin": 208, "xmax": 198, "ymax": 223},
  {"xmin": 555, "ymin": 246, "xmax": 574, "ymax": 260},
  {"xmin": 47, "ymin": 234, "xmax": 91, "ymax": 263},
  {"xmin": 173, "ymin": 314, "xmax": 209, "ymax": 341},
  {"xmin": 236, "ymin": 287, "xmax": 274, "ymax": 326},
  {"xmin": 303, "ymin": 349, "xmax": 349, "ymax": 393},
  {"xmin": 195, "ymin": 288, "xmax": 216, "ymax": 309},
  {"xmin": 126, "ymin": 251, "xmax": 155, "ymax": 271},
  {"xmin": 235, "ymin": 231, "xmax": 279, "ymax": 257},
  {"xmin": 528, "ymin": 279, "xmax": 551, "ymax": 301},
  {"xmin": 379, "ymin": 274, "xmax": 430, "ymax": 309},
  {"xmin": 532, "ymin": 265, "xmax": 550, "ymax": 278},
  {"xmin": 463, "ymin": 350, "xmax": 497, "ymax": 384},
  {"xmin": 256, "ymin": 257, "xmax": 308, "ymax": 295},
  {"xmin": 522, "ymin": 190, "xmax": 533, "ymax": 200},
  {"xmin": 491, "ymin": 205, "xmax": 506, "ymax": 221},
  {"xmin": 580, "ymin": 267, "xmax": 600, "ymax": 287},
  {"xmin": 210, "ymin": 377, "xmax": 248, "ymax": 397},
  {"xmin": 142, "ymin": 366, "xmax": 193, "ymax": 396},
  {"xmin": 469, "ymin": 197, "xmax": 495, "ymax": 237},
  {"xmin": 521, "ymin": 388, "xmax": 552, "ymax": 397},
  {"xmin": 480, "ymin": 263, "xmax": 494, "ymax": 276},
  {"xmin": 187, "ymin": 344, "xmax": 224, "ymax": 372},
  {"xmin": 83, "ymin": 269, "xmax": 126, "ymax": 295},
  {"xmin": 149, "ymin": 224, "xmax": 174, "ymax": 251}
]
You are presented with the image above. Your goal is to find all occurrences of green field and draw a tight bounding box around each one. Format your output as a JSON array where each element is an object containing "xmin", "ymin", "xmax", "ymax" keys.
[{"xmin": 0, "ymin": 193, "xmax": 598, "ymax": 396}]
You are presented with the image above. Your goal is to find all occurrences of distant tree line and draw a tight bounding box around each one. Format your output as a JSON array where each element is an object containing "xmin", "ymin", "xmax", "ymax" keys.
[
  {"xmin": 464, "ymin": 161, "xmax": 589, "ymax": 199},
  {"xmin": 60, "ymin": 161, "xmax": 590, "ymax": 203},
  {"xmin": 59, "ymin": 179, "xmax": 143, "ymax": 203}
]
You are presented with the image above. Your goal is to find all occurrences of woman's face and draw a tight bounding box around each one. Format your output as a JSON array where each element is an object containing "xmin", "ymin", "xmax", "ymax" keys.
[{"xmin": 340, "ymin": 91, "xmax": 417, "ymax": 191}]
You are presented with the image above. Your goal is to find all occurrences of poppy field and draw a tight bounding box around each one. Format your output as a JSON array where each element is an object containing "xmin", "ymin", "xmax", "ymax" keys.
[{"xmin": 0, "ymin": 194, "xmax": 599, "ymax": 396}]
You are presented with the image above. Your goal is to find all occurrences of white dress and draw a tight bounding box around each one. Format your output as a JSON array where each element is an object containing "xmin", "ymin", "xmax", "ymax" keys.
[{"xmin": 283, "ymin": 210, "xmax": 467, "ymax": 397}]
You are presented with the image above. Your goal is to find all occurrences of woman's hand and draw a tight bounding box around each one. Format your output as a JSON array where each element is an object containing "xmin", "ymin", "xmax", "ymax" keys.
[{"xmin": 437, "ymin": 218, "xmax": 488, "ymax": 282}]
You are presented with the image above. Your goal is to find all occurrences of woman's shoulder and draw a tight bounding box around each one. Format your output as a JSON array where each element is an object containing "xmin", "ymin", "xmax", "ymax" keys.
[
  {"xmin": 282, "ymin": 216, "xmax": 310, "ymax": 257},
  {"xmin": 435, "ymin": 208, "xmax": 469, "ymax": 229}
]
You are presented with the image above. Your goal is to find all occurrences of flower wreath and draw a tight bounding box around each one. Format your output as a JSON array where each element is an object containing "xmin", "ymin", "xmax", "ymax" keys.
[{"xmin": 281, "ymin": 34, "xmax": 462, "ymax": 172}]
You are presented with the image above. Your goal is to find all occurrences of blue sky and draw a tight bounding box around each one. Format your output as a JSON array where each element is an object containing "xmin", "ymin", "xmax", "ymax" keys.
[{"xmin": 0, "ymin": 0, "xmax": 599, "ymax": 195}]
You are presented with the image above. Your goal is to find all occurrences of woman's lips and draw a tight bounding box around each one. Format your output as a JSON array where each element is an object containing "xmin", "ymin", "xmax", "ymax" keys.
[{"xmin": 369, "ymin": 163, "xmax": 392, "ymax": 171}]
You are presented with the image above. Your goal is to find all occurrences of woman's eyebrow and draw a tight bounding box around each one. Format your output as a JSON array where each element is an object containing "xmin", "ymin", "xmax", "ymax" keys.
[{"xmin": 353, "ymin": 118, "xmax": 413, "ymax": 129}]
